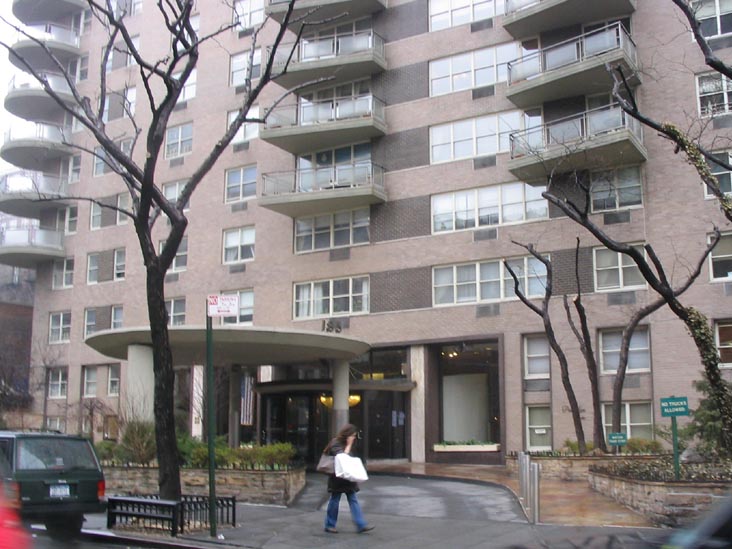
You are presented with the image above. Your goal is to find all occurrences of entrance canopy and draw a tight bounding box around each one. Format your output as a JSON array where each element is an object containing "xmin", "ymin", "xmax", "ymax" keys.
[{"xmin": 85, "ymin": 325, "xmax": 371, "ymax": 365}]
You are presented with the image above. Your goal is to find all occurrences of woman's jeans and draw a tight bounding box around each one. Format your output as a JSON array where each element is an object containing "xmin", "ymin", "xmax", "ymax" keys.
[{"xmin": 324, "ymin": 492, "xmax": 367, "ymax": 530}]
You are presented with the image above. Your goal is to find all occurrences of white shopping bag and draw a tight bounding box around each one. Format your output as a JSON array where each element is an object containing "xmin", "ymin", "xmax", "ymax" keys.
[{"xmin": 334, "ymin": 453, "xmax": 369, "ymax": 482}]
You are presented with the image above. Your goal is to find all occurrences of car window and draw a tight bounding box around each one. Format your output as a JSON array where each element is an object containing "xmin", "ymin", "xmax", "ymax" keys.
[{"xmin": 16, "ymin": 438, "xmax": 98, "ymax": 470}]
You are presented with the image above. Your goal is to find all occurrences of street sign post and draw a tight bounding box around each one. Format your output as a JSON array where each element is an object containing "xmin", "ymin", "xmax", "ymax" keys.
[
  {"xmin": 607, "ymin": 432, "xmax": 627, "ymax": 447},
  {"xmin": 660, "ymin": 396, "xmax": 690, "ymax": 481},
  {"xmin": 204, "ymin": 294, "xmax": 239, "ymax": 538}
]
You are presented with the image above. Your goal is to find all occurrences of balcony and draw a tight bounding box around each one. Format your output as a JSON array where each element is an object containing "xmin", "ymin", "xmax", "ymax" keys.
[
  {"xmin": 1, "ymin": 121, "xmax": 73, "ymax": 170},
  {"xmin": 5, "ymin": 72, "xmax": 75, "ymax": 121},
  {"xmin": 271, "ymin": 32, "xmax": 386, "ymax": 89},
  {"xmin": 260, "ymin": 163, "xmax": 386, "ymax": 217},
  {"xmin": 266, "ymin": 0, "xmax": 386, "ymax": 30},
  {"xmin": 0, "ymin": 226, "xmax": 65, "ymax": 268},
  {"xmin": 506, "ymin": 23, "xmax": 640, "ymax": 108},
  {"xmin": 502, "ymin": 0, "xmax": 636, "ymax": 39},
  {"xmin": 10, "ymin": 24, "xmax": 80, "ymax": 73},
  {"xmin": 260, "ymin": 96, "xmax": 387, "ymax": 154},
  {"xmin": 507, "ymin": 104, "xmax": 647, "ymax": 182},
  {"xmin": 0, "ymin": 171, "xmax": 69, "ymax": 218},
  {"xmin": 12, "ymin": 0, "xmax": 87, "ymax": 25}
]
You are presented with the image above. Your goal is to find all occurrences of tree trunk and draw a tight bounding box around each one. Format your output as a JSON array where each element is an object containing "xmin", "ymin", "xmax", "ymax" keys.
[{"xmin": 146, "ymin": 265, "xmax": 182, "ymax": 500}]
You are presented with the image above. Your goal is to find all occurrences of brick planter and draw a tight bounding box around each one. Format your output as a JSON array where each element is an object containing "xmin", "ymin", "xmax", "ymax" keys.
[
  {"xmin": 104, "ymin": 466, "xmax": 306, "ymax": 506},
  {"xmin": 589, "ymin": 471, "xmax": 731, "ymax": 527}
]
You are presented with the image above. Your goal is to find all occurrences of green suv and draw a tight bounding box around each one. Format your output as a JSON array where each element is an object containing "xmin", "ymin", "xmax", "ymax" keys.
[{"xmin": 0, "ymin": 431, "xmax": 106, "ymax": 538}]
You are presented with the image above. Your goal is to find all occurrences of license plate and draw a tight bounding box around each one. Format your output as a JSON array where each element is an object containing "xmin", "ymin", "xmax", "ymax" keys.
[{"xmin": 49, "ymin": 484, "xmax": 70, "ymax": 498}]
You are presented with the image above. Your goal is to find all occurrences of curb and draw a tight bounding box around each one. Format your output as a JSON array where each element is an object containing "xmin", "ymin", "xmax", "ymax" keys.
[{"xmin": 79, "ymin": 528, "xmax": 254, "ymax": 549}]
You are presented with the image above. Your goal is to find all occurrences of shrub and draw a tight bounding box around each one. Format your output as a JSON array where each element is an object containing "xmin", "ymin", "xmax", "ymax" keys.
[
  {"xmin": 625, "ymin": 437, "xmax": 664, "ymax": 454},
  {"xmin": 95, "ymin": 440, "xmax": 117, "ymax": 462},
  {"xmin": 591, "ymin": 457, "xmax": 732, "ymax": 482},
  {"xmin": 117, "ymin": 420, "xmax": 156, "ymax": 465},
  {"xmin": 562, "ymin": 439, "xmax": 595, "ymax": 454}
]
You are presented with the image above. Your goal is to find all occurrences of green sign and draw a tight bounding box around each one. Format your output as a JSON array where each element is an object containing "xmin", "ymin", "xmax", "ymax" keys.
[
  {"xmin": 608, "ymin": 432, "xmax": 627, "ymax": 446},
  {"xmin": 660, "ymin": 396, "xmax": 689, "ymax": 417}
]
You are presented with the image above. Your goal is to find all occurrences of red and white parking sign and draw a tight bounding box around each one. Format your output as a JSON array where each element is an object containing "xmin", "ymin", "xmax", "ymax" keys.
[{"xmin": 207, "ymin": 294, "xmax": 239, "ymax": 317}]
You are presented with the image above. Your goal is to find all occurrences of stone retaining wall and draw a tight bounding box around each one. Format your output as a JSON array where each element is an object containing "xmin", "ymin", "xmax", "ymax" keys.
[
  {"xmin": 505, "ymin": 455, "xmax": 659, "ymax": 481},
  {"xmin": 589, "ymin": 471, "xmax": 731, "ymax": 527},
  {"xmin": 104, "ymin": 467, "xmax": 306, "ymax": 506}
]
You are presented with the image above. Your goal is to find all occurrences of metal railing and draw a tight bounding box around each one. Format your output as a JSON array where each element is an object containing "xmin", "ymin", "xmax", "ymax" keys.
[
  {"xmin": 262, "ymin": 162, "xmax": 385, "ymax": 196},
  {"xmin": 0, "ymin": 226, "xmax": 64, "ymax": 249},
  {"xmin": 17, "ymin": 23, "xmax": 80, "ymax": 48},
  {"xmin": 509, "ymin": 103, "xmax": 642, "ymax": 159},
  {"xmin": 517, "ymin": 452, "xmax": 541, "ymax": 524},
  {"xmin": 508, "ymin": 22, "xmax": 637, "ymax": 85},
  {"xmin": 3, "ymin": 120, "xmax": 69, "ymax": 144},
  {"xmin": 505, "ymin": 0, "xmax": 540, "ymax": 14},
  {"xmin": 0, "ymin": 171, "xmax": 68, "ymax": 196},
  {"xmin": 270, "ymin": 31, "xmax": 384, "ymax": 66},
  {"xmin": 8, "ymin": 72, "xmax": 72, "ymax": 96},
  {"xmin": 264, "ymin": 95, "xmax": 385, "ymax": 129}
]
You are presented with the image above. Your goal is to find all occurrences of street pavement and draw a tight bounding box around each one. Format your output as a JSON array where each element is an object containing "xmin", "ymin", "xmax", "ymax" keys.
[{"xmin": 74, "ymin": 473, "xmax": 670, "ymax": 549}]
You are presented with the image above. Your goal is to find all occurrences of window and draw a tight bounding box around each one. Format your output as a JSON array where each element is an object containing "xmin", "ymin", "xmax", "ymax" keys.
[
  {"xmin": 294, "ymin": 276, "xmax": 369, "ymax": 318},
  {"xmin": 165, "ymin": 123, "xmax": 193, "ymax": 158},
  {"xmin": 124, "ymin": 87, "xmax": 136, "ymax": 117},
  {"xmin": 111, "ymin": 306, "xmax": 124, "ymax": 329},
  {"xmin": 696, "ymin": 0, "xmax": 732, "ymax": 38},
  {"xmin": 175, "ymin": 69, "xmax": 197, "ymax": 103},
  {"xmin": 49, "ymin": 312, "xmax": 71, "ymax": 343},
  {"xmin": 160, "ymin": 237, "xmax": 187, "ymax": 272},
  {"xmin": 711, "ymin": 233, "xmax": 732, "ymax": 280},
  {"xmin": 230, "ymin": 49, "xmax": 262, "ymax": 86},
  {"xmin": 174, "ymin": 14, "xmax": 198, "ymax": 53},
  {"xmin": 430, "ymin": 110, "xmax": 541, "ymax": 163},
  {"xmin": 433, "ymin": 256, "xmax": 547, "ymax": 306},
  {"xmin": 223, "ymin": 226, "xmax": 255, "ymax": 263},
  {"xmin": 602, "ymin": 402, "xmax": 653, "ymax": 440},
  {"xmin": 707, "ymin": 152, "xmax": 732, "ymax": 196},
  {"xmin": 599, "ymin": 327, "xmax": 651, "ymax": 374},
  {"xmin": 432, "ymin": 183, "xmax": 546, "ymax": 232},
  {"xmin": 117, "ymin": 193, "xmax": 130, "ymax": 225},
  {"xmin": 163, "ymin": 180, "xmax": 190, "ymax": 210},
  {"xmin": 526, "ymin": 406, "xmax": 552, "ymax": 451},
  {"xmin": 228, "ymin": 106, "xmax": 260, "ymax": 143},
  {"xmin": 225, "ymin": 165, "xmax": 257, "ymax": 203},
  {"xmin": 84, "ymin": 308, "xmax": 97, "ymax": 337},
  {"xmin": 115, "ymin": 0, "xmax": 143, "ymax": 16},
  {"xmin": 108, "ymin": 364, "xmax": 120, "ymax": 396},
  {"xmin": 48, "ymin": 368, "xmax": 68, "ymax": 398},
  {"xmin": 594, "ymin": 247, "xmax": 645, "ymax": 291},
  {"xmin": 104, "ymin": 415, "xmax": 119, "ymax": 439},
  {"xmin": 114, "ymin": 248, "xmax": 126, "ymax": 280},
  {"xmin": 591, "ymin": 166, "xmax": 643, "ymax": 212},
  {"xmin": 93, "ymin": 147, "xmax": 109, "ymax": 176},
  {"xmin": 295, "ymin": 208, "xmax": 370, "ymax": 252},
  {"xmin": 430, "ymin": 41, "xmax": 534, "ymax": 95},
  {"xmin": 57, "ymin": 206, "xmax": 78, "ymax": 234},
  {"xmin": 430, "ymin": 0, "xmax": 504, "ymax": 31},
  {"xmin": 524, "ymin": 335, "xmax": 550, "ymax": 379},
  {"xmin": 716, "ymin": 321, "xmax": 732, "ymax": 366},
  {"xmin": 68, "ymin": 54, "xmax": 89, "ymax": 82},
  {"xmin": 87, "ymin": 253, "xmax": 99, "ymax": 284},
  {"xmin": 52, "ymin": 258, "xmax": 74, "ymax": 289},
  {"xmin": 61, "ymin": 154, "xmax": 81, "ymax": 184},
  {"xmin": 165, "ymin": 297, "xmax": 186, "ymax": 326},
  {"xmin": 72, "ymin": 9, "xmax": 92, "ymax": 34},
  {"xmin": 233, "ymin": 0, "xmax": 264, "ymax": 30},
  {"xmin": 698, "ymin": 72, "xmax": 732, "ymax": 116},
  {"xmin": 222, "ymin": 289, "xmax": 254, "ymax": 324},
  {"xmin": 46, "ymin": 417, "xmax": 66, "ymax": 432},
  {"xmin": 83, "ymin": 366, "xmax": 97, "ymax": 397}
]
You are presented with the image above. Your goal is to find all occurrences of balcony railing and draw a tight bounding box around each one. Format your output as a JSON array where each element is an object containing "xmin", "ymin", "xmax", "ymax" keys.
[
  {"xmin": 264, "ymin": 95, "xmax": 385, "ymax": 129},
  {"xmin": 0, "ymin": 226, "xmax": 63, "ymax": 249},
  {"xmin": 16, "ymin": 23, "xmax": 80, "ymax": 49},
  {"xmin": 8, "ymin": 72, "xmax": 73, "ymax": 96},
  {"xmin": 271, "ymin": 31, "xmax": 385, "ymax": 66},
  {"xmin": 0, "ymin": 171, "xmax": 68, "ymax": 196},
  {"xmin": 509, "ymin": 103, "xmax": 641, "ymax": 159},
  {"xmin": 505, "ymin": 0, "xmax": 539, "ymax": 13},
  {"xmin": 4, "ymin": 120, "xmax": 69, "ymax": 144},
  {"xmin": 508, "ymin": 22, "xmax": 636, "ymax": 85},
  {"xmin": 263, "ymin": 162, "xmax": 385, "ymax": 196}
]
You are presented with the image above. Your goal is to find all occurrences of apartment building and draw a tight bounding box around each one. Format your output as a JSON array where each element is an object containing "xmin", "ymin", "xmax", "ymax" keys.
[{"xmin": 1, "ymin": 0, "xmax": 731, "ymax": 465}]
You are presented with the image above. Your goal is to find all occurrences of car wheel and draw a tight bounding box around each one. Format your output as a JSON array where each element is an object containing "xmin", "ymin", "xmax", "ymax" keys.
[{"xmin": 44, "ymin": 514, "xmax": 83, "ymax": 539}]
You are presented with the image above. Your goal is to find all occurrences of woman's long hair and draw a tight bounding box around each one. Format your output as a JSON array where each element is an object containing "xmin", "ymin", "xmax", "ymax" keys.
[{"xmin": 323, "ymin": 423, "xmax": 358, "ymax": 455}]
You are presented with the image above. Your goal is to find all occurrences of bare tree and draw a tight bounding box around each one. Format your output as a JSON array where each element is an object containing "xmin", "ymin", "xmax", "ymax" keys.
[{"xmin": 0, "ymin": 0, "xmax": 320, "ymax": 498}]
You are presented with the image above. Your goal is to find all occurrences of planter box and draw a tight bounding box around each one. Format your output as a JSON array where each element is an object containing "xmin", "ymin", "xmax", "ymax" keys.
[{"xmin": 433, "ymin": 444, "xmax": 500, "ymax": 452}]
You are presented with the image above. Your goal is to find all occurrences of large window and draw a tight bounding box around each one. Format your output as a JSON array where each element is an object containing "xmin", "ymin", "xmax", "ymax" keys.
[
  {"xmin": 698, "ymin": 72, "xmax": 732, "ymax": 116},
  {"xmin": 430, "ymin": 110, "xmax": 541, "ymax": 163},
  {"xmin": 48, "ymin": 368, "xmax": 68, "ymax": 399},
  {"xmin": 108, "ymin": 364, "xmax": 120, "ymax": 396},
  {"xmin": 111, "ymin": 305, "xmax": 124, "ymax": 329},
  {"xmin": 226, "ymin": 165, "xmax": 257, "ymax": 203},
  {"xmin": 594, "ymin": 247, "xmax": 645, "ymax": 291},
  {"xmin": 90, "ymin": 203, "xmax": 102, "ymax": 229},
  {"xmin": 524, "ymin": 335, "xmax": 550, "ymax": 379},
  {"xmin": 87, "ymin": 253, "xmax": 99, "ymax": 284},
  {"xmin": 165, "ymin": 123, "xmax": 193, "ymax": 158},
  {"xmin": 57, "ymin": 206, "xmax": 78, "ymax": 234},
  {"xmin": 696, "ymin": 0, "xmax": 732, "ymax": 38},
  {"xmin": 223, "ymin": 226, "xmax": 255, "ymax": 264},
  {"xmin": 591, "ymin": 166, "xmax": 643, "ymax": 212},
  {"xmin": 294, "ymin": 276, "xmax": 369, "ymax": 319},
  {"xmin": 228, "ymin": 106, "xmax": 260, "ymax": 143},
  {"xmin": 222, "ymin": 289, "xmax": 254, "ymax": 324},
  {"xmin": 175, "ymin": 69, "xmax": 197, "ymax": 103},
  {"xmin": 52, "ymin": 258, "xmax": 74, "ymax": 289},
  {"xmin": 230, "ymin": 49, "xmax": 262, "ymax": 86},
  {"xmin": 707, "ymin": 152, "xmax": 732, "ymax": 197},
  {"xmin": 233, "ymin": 0, "xmax": 264, "ymax": 30},
  {"xmin": 295, "ymin": 208, "xmax": 370, "ymax": 252},
  {"xmin": 165, "ymin": 298, "xmax": 186, "ymax": 326},
  {"xmin": 711, "ymin": 233, "xmax": 732, "ymax": 280},
  {"xmin": 602, "ymin": 402, "xmax": 653, "ymax": 440},
  {"xmin": 526, "ymin": 406, "xmax": 552, "ymax": 451},
  {"xmin": 84, "ymin": 308, "xmax": 97, "ymax": 337},
  {"xmin": 83, "ymin": 366, "xmax": 97, "ymax": 397},
  {"xmin": 49, "ymin": 312, "xmax": 71, "ymax": 343},
  {"xmin": 433, "ymin": 256, "xmax": 547, "ymax": 306},
  {"xmin": 163, "ymin": 180, "xmax": 190, "ymax": 210},
  {"xmin": 432, "ymin": 183, "xmax": 546, "ymax": 233},
  {"xmin": 599, "ymin": 327, "xmax": 650, "ymax": 374},
  {"xmin": 429, "ymin": 0, "xmax": 504, "ymax": 31}
]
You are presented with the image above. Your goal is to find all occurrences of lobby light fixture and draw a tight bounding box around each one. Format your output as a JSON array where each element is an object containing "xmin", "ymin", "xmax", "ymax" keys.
[{"xmin": 319, "ymin": 394, "xmax": 361, "ymax": 408}]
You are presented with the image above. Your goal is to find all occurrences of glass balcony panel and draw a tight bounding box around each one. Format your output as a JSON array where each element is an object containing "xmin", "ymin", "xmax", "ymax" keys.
[
  {"xmin": 0, "ymin": 226, "xmax": 63, "ymax": 248},
  {"xmin": 302, "ymin": 38, "xmax": 335, "ymax": 60},
  {"xmin": 5, "ymin": 120, "xmax": 67, "ymax": 142},
  {"xmin": 1, "ymin": 171, "xmax": 66, "ymax": 195},
  {"xmin": 23, "ymin": 23, "xmax": 79, "ymax": 48},
  {"xmin": 338, "ymin": 33, "xmax": 371, "ymax": 55},
  {"xmin": 547, "ymin": 118, "xmax": 583, "ymax": 144},
  {"xmin": 584, "ymin": 26, "xmax": 620, "ymax": 56},
  {"xmin": 505, "ymin": 0, "xmax": 539, "ymax": 12},
  {"xmin": 588, "ymin": 107, "xmax": 623, "ymax": 135},
  {"xmin": 544, "ymin": 42, "xmax": 579, "ymax": 71}
]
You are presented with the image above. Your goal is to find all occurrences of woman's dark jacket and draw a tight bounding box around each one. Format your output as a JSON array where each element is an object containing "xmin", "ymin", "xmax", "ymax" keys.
[{"xmin": 325, "ymin": 439, "xmax": 359, "ymax": 494}]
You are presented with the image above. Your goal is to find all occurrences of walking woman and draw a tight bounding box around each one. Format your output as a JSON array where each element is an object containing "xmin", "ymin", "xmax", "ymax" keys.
[{"xmin": 322, "ymin": 423, "xmax": 374, "ymax": 534}]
